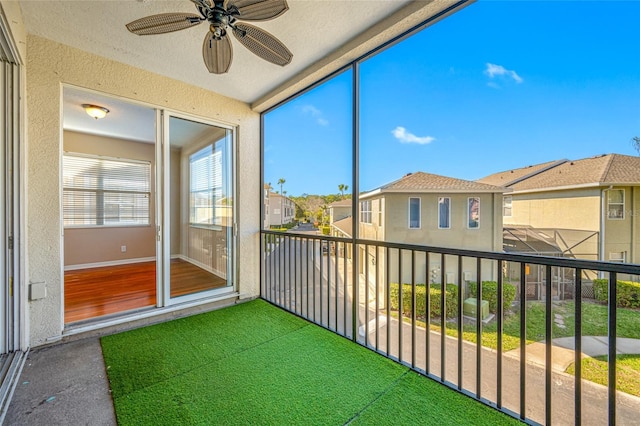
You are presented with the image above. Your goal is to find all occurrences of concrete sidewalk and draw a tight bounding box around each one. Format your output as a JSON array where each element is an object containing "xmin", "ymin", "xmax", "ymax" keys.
[{"xmin": 507, "ymin": 336, "xmax": 640, "ymax": 372}]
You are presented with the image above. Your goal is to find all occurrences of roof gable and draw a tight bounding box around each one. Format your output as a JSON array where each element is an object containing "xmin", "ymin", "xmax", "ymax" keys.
[{"xmin": 373, "ymin": 171, "xmax": 507, "ymax": 194}]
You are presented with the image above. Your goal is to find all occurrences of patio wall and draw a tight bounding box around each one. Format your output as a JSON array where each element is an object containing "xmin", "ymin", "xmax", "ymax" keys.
[{"xmin": 25, "ymin": 35, "xmax": 261, "ymax": 347}]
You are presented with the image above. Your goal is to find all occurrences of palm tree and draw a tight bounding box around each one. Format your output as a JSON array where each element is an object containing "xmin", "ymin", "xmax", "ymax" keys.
[
  {"xmin": 277, "ymin": 178, "xmax": 286, "ymax": 227},
  {"xmin": 338, "ymin": 183, "xmax": 349, "ymax": 199}
]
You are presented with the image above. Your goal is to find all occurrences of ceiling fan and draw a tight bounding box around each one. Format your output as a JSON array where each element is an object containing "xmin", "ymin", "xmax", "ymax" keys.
[{"xmin": 126, "ymin": 0, "xmax": 293, "ymax": 74}]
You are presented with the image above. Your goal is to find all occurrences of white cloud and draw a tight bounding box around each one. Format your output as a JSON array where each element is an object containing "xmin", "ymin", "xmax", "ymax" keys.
[
  {"xmin": 302, "ymin": 104, "xmax": 329, "ymax": 126},
  {"xmin": 484, "ymin": 63, "xmax": 523, "ymax": 84},
  {"xmin": 391, "ymin": 127, "xmax": 435, "ymax": 145}
]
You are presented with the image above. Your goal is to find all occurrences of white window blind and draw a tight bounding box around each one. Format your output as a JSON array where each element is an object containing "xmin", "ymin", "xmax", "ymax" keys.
[
  {"xmin": 190, "ymin": 145, "xmax": 223, "ymax": 226},
  {"xmin": 63, "ymin": 153, "xmax": 151, "ymax": 227}
]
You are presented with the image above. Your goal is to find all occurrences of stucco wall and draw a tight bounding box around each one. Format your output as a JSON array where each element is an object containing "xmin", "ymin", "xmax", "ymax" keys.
[
  {"xmin": 506, "ymin": 188, "xmax": 601, "ymax": 231},
  {"xmin": 382, "ymin": 192, "xmax": 500, "ymax": 251},
  {"xmin": 26, "ymin": 35, "xmax": 260, "ymax": 347}
]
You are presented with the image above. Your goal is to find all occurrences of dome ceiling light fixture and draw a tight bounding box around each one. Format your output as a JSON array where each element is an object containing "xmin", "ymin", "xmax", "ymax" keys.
[
  {"xmin": 125, "ymin": 0, "xmax": 293, "ymax": 74},
  {"xmin": 82, "ymin": 104, "xmax": 110, "ymax": 120}
]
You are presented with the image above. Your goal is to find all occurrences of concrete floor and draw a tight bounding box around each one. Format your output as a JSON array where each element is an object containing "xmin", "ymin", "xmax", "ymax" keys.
[{"xmin": 5, "ymin": 338, "xmax": 116, "ymax": 426}]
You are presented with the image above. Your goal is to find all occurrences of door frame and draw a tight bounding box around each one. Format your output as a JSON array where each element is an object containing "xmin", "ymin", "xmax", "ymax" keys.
[{"xmin": 159, "ymin": 110, "xmax": 237, "ymax": 306}]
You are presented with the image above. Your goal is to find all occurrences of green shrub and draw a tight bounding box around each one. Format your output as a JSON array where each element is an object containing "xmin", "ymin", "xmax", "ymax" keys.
[
  {"xmin": 466, "ymin": 281, "xmax": 516, "ymax": 314},
  {"xmin": 593, "ymin": 278, "xmax": 640, "ymax": 309},
  {"xmin": 390, "ymin": 283, "xmax": 458, "ymax": 319},
  {"xmin": 320, "ymin": 225, "xmax": 330, "ymax": 235}
]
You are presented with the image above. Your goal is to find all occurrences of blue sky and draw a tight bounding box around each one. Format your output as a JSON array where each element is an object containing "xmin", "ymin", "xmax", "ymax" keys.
[{"xmin": 264, "ymin": 0, "xmax": 640, "ymax": 196}]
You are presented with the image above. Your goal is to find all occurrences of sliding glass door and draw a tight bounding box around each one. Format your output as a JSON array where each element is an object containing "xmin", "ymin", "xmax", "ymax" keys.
[{"xmin": 162, "ymin": 114, "xmax": 234, "ymax": 304}]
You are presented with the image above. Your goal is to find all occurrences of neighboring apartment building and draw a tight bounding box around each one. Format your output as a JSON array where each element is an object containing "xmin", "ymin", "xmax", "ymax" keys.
[
  {"xmin": 263, "ymin": 184, "xmax": 270, "ymax": 229},
  {"xmin": 359, "ymin": 172, "xmax": 507, "ymax": 285},
  {"xmin": 328, "ymin": 199, "xmax": 352, "ymax": 238},
  {"xmin": 478, "ymin": 153, "xmax": 640, "ymax": 282},
  {"xmin": 268, "ymin": 192, "xmax": 296, "ymax": 228}
]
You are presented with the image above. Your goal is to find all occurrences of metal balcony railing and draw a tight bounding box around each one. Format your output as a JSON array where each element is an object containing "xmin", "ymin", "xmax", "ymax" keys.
[{"xmin": 260, "ymin": 230, "xmax": 640, "ymax": 425}]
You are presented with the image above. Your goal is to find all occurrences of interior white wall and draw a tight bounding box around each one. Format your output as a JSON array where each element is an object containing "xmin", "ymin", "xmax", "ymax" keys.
[{"xmin": 26, "ymin": 35, "xmax": 260, "ymax": 347}]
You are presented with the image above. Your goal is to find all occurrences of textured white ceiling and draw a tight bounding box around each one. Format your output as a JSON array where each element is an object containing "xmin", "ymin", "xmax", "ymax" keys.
[{"xmin": 21, "ymin": 0, "xmax": 411, "ymax": 104}]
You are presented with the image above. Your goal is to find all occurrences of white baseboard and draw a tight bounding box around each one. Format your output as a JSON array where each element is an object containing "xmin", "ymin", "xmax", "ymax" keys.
[{"xmin": 64, "ymin": 257, "xmax": 156, "ymax": 271}]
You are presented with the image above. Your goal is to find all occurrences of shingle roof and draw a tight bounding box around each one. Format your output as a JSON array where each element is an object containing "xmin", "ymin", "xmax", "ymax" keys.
[
  {"xmin": 477, "ymin": 160, "xmax": 567, "ymax": 187},
  {"xmin": 500, "ymin": 154, "xmax": 640, "ymax": 192},
  {"xmin": 328, "ymin": 199, "xmax": 352, "ymax": 208},
  {"xmin": 369, "ymin": 171, "xmax": 507, "ymax": 194},
  {"xmin": 332, "ymin": 216, "xmax": 352, "ymax": 237}
]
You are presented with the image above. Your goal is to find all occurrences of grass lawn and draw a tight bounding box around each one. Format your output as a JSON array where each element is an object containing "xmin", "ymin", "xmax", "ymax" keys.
[
  {"xmin": 395, "ymin": 300, "xmax": 640, "ymax": 396},
  {"xmin": 566, "ymin": 355, "xmax": 640, "ymax": 397},
  {"xmin": 101, "ymin": 299, "xmax": 520, "ymax": 426},
  {"xmin": 397, "ymin": 300, "xmax": 640, "ymax": 352}
]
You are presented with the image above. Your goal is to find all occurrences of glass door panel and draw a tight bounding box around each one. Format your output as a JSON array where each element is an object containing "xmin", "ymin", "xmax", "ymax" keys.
[{"xmin": 165, "ymin": 115, "xmax": 234, "ymax": 302}]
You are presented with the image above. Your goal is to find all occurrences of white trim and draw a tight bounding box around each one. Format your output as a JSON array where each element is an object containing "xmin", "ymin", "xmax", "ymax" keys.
[
  {"xmin": 360, "ymin": 187, "xmax": 508, "ymax": 199},
  {"xmin": 607, "ymin": 188, "xmax": 625, "ymax": 220},
  {"xmin": 64, "ymin": 256, "xmax": 156, "ymax": 271},
  {"xmin": 503, "ymin": 195, "xmax": 513, "ymax": 217},
  {"xmin": 63, "ymin": 291, "xmax": 240, "ymax": 337},
  {"xmin": 509, "ymin": 182, "xmax": 618, "ymax": 195}
]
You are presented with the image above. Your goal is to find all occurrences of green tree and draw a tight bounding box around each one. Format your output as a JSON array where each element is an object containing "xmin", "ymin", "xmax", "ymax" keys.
[
  {"xmin": 277, "ymin": 178, "xmax": 286, "ymax": 227},
  {"xmin": 338, "ymin": 183, "xmax": 349, "ymax": 199}
]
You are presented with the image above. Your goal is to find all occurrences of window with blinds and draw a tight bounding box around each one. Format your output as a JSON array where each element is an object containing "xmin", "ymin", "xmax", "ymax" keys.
[
  {"xmin": 190, "ymin": 144, "xmax": 223, "ymax": 226},
  {"xmin": 63, "ymin": 153, "xmax": 151, "ymax": 227}
]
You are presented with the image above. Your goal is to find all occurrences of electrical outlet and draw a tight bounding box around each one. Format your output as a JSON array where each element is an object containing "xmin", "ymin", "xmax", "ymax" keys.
[{"xmin": 121, "ymin": 245, "xmax": 127, "ymax": 253}]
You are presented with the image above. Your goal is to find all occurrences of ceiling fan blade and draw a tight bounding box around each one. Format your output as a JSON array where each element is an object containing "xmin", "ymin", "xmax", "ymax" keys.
[
  {"xmin": 126, "ymin": 13, "xmax": 203, "ymax": 35},
  {"xmin": 232, "ymin": 23, "xmax": 292, "ymax": 66},
  {"xmin": 224, "ymin": 0, "xmax": 288, "ymax": 21},
  {"xmin": 189, "ymin": 0, "xmax": 214, "ymax": 8},
  {"xmin": 203, "ymin": 31, "xmax": 233, "ymax": 74}
]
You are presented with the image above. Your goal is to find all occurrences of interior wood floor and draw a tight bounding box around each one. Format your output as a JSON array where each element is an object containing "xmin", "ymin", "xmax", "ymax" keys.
[{"xmin": 64, "ymin": 258, "xmax": 227, "ymax": 324}]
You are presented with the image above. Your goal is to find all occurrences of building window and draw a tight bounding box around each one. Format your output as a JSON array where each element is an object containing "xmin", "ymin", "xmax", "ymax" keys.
[
  {"xmin": 438, "ymin": 197, "xmax": 450, "ymax": 229},
  {"xmin": 63, "ymin": 153, "xmax": 150, "ymax": 227},
  {"xmin": 503, "ymin": 195, "xmax": 512, "ymax": 217},
  {"xmin": 408, "ymin": 197, "xmax": 420, "ymax": 229},
  {"xmin": 609, "ymin": 251, "xmax": 626, "ymax": 263},
  {"xmin": 190, "ymin": 145, "xmax": 223, "ymax": 226},
  {"xmin": 607, "ymin": 189, "xmax": 624, "ymax": 219},
  {"xmin": 468, "ymin": 197, "xmax": 480, "ymax": 229},
  {"xmin": 360, "ymin": 200, "xmax": 372, "ymax": 224}
]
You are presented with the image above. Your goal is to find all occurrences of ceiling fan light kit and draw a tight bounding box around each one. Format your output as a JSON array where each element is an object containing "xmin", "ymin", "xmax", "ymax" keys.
[{"xmin": 126, "ymin": 0, "xmax": 293, "ymax": 74}]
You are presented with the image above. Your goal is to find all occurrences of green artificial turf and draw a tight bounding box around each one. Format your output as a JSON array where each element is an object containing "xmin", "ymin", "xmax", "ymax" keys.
[{"xmin": 101, "ymin": 299, "xmax": 520, "ymax": 425}]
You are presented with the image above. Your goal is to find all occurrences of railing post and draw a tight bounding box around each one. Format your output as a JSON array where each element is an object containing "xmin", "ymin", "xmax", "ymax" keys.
[
  {"xmin": 608, "ymin": 271, "xmax": 617, "ymax": 426},
  {"xmin": 545, "ymin": 265, "xmax": 552, "ymax": 425},
  {"xmin": 575, "ymin": 268, "xmax": 582, "ymax": 426}
]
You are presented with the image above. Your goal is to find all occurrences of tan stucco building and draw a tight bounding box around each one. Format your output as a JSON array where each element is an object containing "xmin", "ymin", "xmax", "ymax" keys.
[
  {"xmin": 359, "ymin": 172, "xmax": 507, "ymax": 285},
  {"xmin": 479, "ymin": 154, "xmax": 640, "ymax": 271}
]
